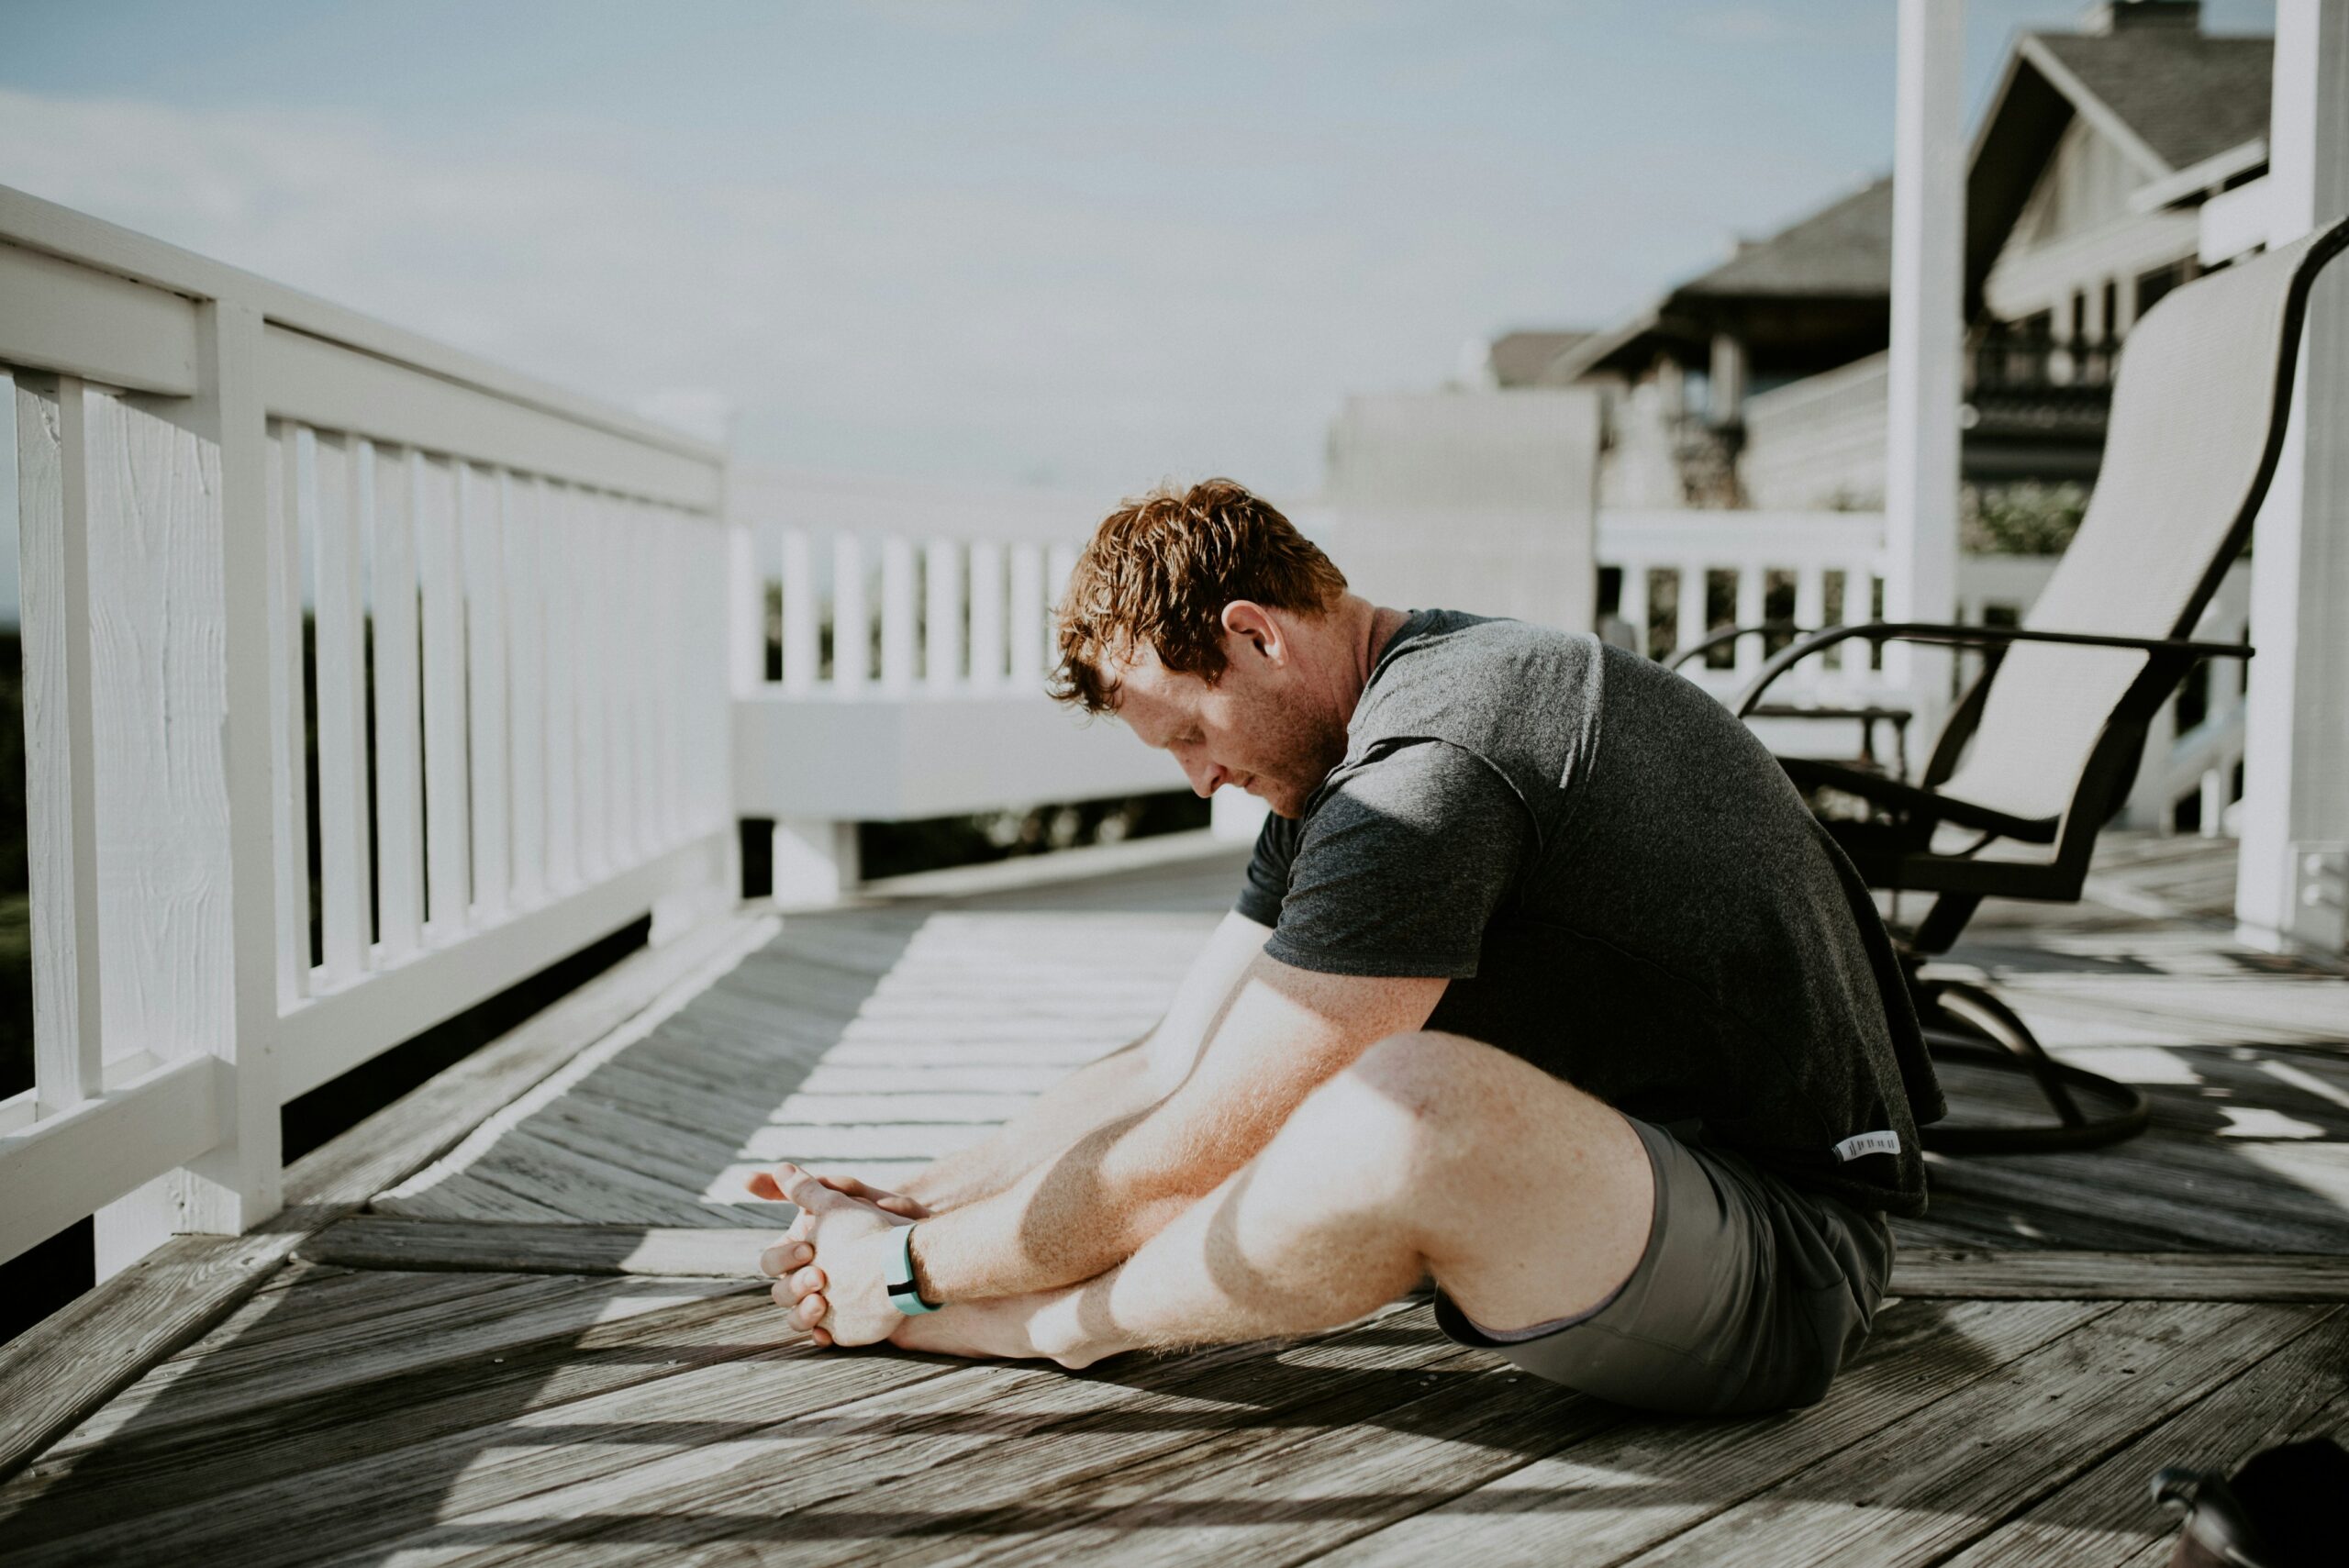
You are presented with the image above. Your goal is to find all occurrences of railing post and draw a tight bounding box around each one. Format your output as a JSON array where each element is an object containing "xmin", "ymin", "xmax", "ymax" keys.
[
  {"xmin": 16, "ymin": 374, "xmax": 106, "ymax": 1117},
  {"xmin": 93, "ymin": 299, "xmax": 283, "ymax": 1273},
  {"xmin": 2237, "ymin": 0, "xmax": 2349, "ymax": 955}
]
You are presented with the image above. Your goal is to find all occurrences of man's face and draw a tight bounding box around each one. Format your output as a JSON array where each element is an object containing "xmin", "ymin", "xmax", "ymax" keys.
[{"xmin": 1108, "ymin": 620, "xmax": 1349, "ymax": 819}]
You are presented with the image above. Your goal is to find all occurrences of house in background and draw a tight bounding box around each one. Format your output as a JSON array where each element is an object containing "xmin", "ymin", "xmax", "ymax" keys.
[{"xmin": 1466, "ymin": 0, "xmax": 2272, "ymax": 517}]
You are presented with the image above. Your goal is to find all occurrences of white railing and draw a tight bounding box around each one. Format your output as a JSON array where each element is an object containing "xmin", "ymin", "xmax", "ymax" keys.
[
  {"xmin": 1598, "ymin": 507, "xmax": 2252, "ymax": 829},
  {"xmin": 728, "ymin": 473, "xmax": 1185, "ymax": 901},
  {"xmin": 1598, "ymin": 509, "xmax": 1893, "ymax": 696},
  {"xmin": 0, "ymin": 186, "xmax": 736, "ymax": 1270}
]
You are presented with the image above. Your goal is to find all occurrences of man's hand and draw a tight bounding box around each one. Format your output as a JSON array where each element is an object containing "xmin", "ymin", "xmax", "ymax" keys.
[{"xmin": 748, "ymin": 1163, "xmax": 917, "ymax": 1348}]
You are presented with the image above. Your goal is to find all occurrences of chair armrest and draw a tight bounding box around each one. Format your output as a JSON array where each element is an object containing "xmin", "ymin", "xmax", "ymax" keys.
[
  {"xmin": 1664, "ymin": 621, "xmax": 1808, "ymax": 673},
  {"xmin": 1733, "ymin": 622, "xmax": 2254, "ymax": 718}
]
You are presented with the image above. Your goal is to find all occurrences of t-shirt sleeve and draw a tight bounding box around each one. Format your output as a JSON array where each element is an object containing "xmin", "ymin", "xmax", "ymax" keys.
[
  {"xmin": 1232, "ymin": 809, "xmax": 1297, "ymax": 929},
  {"xmin": 1262, "ymin": 740, "xmax": 1535, "ymax": 978}
]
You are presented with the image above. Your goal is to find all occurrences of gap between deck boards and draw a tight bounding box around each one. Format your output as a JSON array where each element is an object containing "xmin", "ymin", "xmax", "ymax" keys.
[{"xmin": 295, "ymin": 1216, "xmax": 2349, "ymax": 1302}]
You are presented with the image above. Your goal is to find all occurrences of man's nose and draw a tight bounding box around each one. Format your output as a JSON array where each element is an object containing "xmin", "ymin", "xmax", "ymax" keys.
[{"xmin": 1181, "ymin": 758, "xmax": 1226, "ymax": 798}]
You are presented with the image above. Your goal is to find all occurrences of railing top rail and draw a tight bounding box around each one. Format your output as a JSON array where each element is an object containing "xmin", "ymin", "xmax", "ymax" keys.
[{"xmin": 0, "ymin": 183, "xmax": 721, "ymax": 469}]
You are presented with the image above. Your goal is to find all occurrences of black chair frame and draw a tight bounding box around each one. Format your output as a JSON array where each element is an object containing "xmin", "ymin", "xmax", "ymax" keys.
[{"xmin": 1692, "ymin": 214, "xmax": 2349, "ymax": 1157}]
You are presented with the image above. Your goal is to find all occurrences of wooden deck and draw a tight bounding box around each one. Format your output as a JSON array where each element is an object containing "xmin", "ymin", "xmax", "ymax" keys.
[{"xmin": 2, "ymin": 833, "xmax": 2344, "ymax": 1565}]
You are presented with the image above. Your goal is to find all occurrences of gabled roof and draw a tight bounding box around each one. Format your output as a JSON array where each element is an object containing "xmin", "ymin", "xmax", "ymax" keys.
[
  {"xmin": 2030, "ymin": 30, "xmax": 2271, "ymax": 172},
  {"xmin": 1675, "ymin": 177, "xmax": 1894, "ymax": 300},
  {"xmin": 1965, "ymin": 28, "xmax": 2273, "ymax": 312},
  {"xmin": 1543, "ymin": 178, "xmax": 1892, "ymax": 382}
]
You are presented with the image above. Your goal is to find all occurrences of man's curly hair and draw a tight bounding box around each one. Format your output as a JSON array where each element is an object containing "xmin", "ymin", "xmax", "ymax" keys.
[{"xmin": 1051, "ymin": 479, "xmax": 1348, "ymax": 715}]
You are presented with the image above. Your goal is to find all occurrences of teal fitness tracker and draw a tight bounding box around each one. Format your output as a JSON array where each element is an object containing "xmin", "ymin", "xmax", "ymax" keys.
[{"xmin": 886, "ymin": 1224, "xmax": 939, "ymax": 1315}]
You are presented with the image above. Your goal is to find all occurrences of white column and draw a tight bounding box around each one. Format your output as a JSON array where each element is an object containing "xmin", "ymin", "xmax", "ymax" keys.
[
  {"xmin": 1884, "ymin": 0, "xmax": 1965, "ymax": 756},
  {"xmin": 2237, "ymin": 0, "xmax": 2349, "ymax": 955}
]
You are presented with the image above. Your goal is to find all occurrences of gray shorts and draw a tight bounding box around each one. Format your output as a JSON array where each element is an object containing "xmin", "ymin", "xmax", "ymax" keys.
[{"xmin": 1434, "ymin": 1117, "xmax": 1894, "ymax": 1415}]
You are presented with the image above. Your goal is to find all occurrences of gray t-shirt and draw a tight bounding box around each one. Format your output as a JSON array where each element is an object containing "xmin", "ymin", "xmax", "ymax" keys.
[{"xmin": 1235, "ymin": 610, "xmax": 1943, "ymax": 1216}]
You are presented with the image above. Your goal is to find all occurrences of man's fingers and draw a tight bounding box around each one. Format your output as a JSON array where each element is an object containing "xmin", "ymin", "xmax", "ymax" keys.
[
  {"xmin": 790, "ymin": 1264, "xmax": 826, "ymax": 1298},
  {"xmin": 770, "ymin": 1281, "xmax": 834, "ymax": 1343},
  {"xmin": 876, "ymin": 1195, "xmax": 925, "ymax": 1218},
  {"xmin": 761, "ymin": 1163, "xmax": 837, "ymax": 1212},
  {"xmin": 746, "ymin": 1170, "xmax": 785, "ymax": 1201},
  {"xmin": 758, "ymin": 1240, "xmax": 813, "ymax": 1278}
]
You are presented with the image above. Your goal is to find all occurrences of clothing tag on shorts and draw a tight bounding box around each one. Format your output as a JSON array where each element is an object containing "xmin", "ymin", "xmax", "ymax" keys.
[{"xmin": 1833, "ymin": 1130, "xmax": 1902, "ymax": 1162}]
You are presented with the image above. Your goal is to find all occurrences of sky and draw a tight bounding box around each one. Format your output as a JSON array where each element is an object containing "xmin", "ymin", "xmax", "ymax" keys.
[{"xmin": 0, "ymin": 0, "xmax": 2278, "ymax": 499}]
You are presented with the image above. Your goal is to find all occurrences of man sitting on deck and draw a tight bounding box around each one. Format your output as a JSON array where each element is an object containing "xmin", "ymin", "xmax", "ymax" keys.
[{"xmin": 753, "ymin": 478, "xmax": 1943, "ymax": 1415}]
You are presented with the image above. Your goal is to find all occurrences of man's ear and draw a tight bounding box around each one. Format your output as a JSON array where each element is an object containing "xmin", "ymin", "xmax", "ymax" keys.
[{"xmin": 1220, "ymin": 600, "xmax": 1283, "ymax": 663}]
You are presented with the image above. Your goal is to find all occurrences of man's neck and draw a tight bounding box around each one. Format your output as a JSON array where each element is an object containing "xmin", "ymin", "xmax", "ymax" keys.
[{"xmin": 1335, "ymin": 599, "xmax": 1412, "ymax": 726}]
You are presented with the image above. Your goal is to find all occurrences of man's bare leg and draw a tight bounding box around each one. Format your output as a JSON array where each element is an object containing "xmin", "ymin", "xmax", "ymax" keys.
[{"xmin": 885, "ymin": 1030, "xmax": 1653, "ymax": 1366}]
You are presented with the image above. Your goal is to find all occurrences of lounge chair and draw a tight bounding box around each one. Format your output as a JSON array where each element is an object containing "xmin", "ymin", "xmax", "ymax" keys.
[{"xmin": 1699, "ymin": 213, "xmax": 2349, "ymax": 1155}]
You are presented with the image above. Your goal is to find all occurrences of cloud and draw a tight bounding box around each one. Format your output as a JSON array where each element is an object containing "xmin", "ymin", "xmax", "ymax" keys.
[{"xmin": 0, "ymin": 80, "xmax": 1864, "ymax": 496}]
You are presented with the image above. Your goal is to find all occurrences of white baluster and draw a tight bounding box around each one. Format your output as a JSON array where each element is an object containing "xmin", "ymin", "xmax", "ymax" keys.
[
  {"xmin": 781, "ymin": 528, "xmax": 818, "ymax": 694},
  {"xmin": 1008, "ymin": 542, "xmax": 1045, "ymax": 690},
  {"xmin": 1675, "ymin": 562, "xmax": 1708, "ymax": 665},
  {"xmin": 881, "ymin": 535, "xmax": 918, "ymax": 694},
  {"xmin": 1733, "ymin": 563, "xmax": 1766, "ymax": 678},
  {"xmin": 417, "ymin": 455, "xmax": 470, "ymax": 936},
  {"xmin": 541, "ymin": 482, "xmax": 580, "ymax": 894},
  {"xmin": 460, "ymin": 463, "xmax": 509, "ymax": 918},
  {"xmin": 968, "ymin": 539, "xmax": 1006, "ymax": 690},
  {"xmin": 371, "ymin": 450, "xmax": 425, "ymax": 962},
  {"xmin": 833, "ymin": 533, "xmax": 869, "ymax": 691},
  {"xmin": 925, "ymin": 538, "xmax": 964, "ymax": 693},
  {"xmin": 506, "ymin": 474, "xmax": 547, "ymax": 906},
  {"xmin": 310, "ymin": 431, "xmax": 373, "ymax": 984}
]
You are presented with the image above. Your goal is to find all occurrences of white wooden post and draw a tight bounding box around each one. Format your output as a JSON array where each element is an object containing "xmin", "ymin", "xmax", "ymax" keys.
[
  {"xmin": 1884, "ymin": 0, "xmax": 1965, "ymax": 759},
  {"xmin": 1732, "ymin": 566, "xmax": 1765, "ymax": 678},
  {"xmin": 881, "ymin": 535, "xmax": 918, "ymax": 694},
  {"xmin": 371, "ymin": 450, "xmax": 426, "ymax": 961},
  {"xmin": 780, "ymin": 528, "xmax": 818, "ymax": 694},
  {"xmin": 1618, "ymin": 560, "xmax": 1649, "ymax": 655},
  {"xmin": 925, "ymin": 537, "xmax": 963, "ymax": 693},
  {"xmin": 417, "ymin": 454, "xmax": 472, "ymax": 930},
  {"xmin": 94, "ymin": 301, "xmax": 283, "ymax": 1273},
  {"xmin": 460, "ymin": 463, "xmax": 510, "ymax": 919},
  {"xmin": 833, "ymin": 532, "xmax": 869, "ymax": 692},
  {"xmin": 1675, "ymin": 562, "xmax": 1707, "ymax": 662},
  {"xmin": 2237, "ymin": 0, "xmax": 2349, "ymax": 955},
  {"xmin": 310, "ymin": 431, "xmax": 373, "ymax": 984},
  {"xmin": 1008, "ymin": 541, "xmax": 1045, "ymax": 690},
  {"xmin": 771, "ymin": 817, "xmax": 861, "ymax": 906},
  {"xmin": 16, "ymin": 376, "xmax": 105, "ymax": 1115},
  {"xmin": 968, "ymin": 539, "xmax": 1006, "ymax": 690},
  {"xmin": 506, "ymin": 473, "xmax": 549, "ymax": 907}
]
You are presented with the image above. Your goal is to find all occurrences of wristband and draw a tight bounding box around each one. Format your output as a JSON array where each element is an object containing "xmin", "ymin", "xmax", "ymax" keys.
[{"xmin": 885, "ymin": 1224, "xmax": 939, "ymax": 1315}]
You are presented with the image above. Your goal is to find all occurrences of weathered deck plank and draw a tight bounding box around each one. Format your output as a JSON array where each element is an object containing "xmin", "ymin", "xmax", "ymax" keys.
[
  {"xmin": 1935, "ymin": 1310, "xmax": 2349, "ymax": 1568},
  {"xmin": 6, "ymin": 834, "xmax": 2346, "ymax": 1566}
]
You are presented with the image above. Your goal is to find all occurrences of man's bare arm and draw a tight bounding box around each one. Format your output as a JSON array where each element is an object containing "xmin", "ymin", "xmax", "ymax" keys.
[
  {"xmin": 891, "ymin": 911, "xmax": 1274, "ymax": 1213},
  {"xmin": 901, "ymin": 957, "xmax": 1444, "ymax": 1305}
]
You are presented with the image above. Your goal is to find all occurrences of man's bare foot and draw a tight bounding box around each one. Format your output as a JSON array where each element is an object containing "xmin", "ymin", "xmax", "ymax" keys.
[{"xmin": 888, "ymin": 1289, "xmax": 1121, "ymax": 1370}]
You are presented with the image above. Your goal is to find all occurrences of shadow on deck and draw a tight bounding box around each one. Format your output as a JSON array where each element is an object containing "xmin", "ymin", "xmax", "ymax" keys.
[{"xmin": 1, "ymin": 833, "xmax": 2343, "ymax": 1566}]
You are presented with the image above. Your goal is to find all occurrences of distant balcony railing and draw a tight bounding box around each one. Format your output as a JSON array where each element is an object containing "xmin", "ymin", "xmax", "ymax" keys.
[{"xmin": 1965, "ymin": 328, "xmax": 2117, "ymax": 442}]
